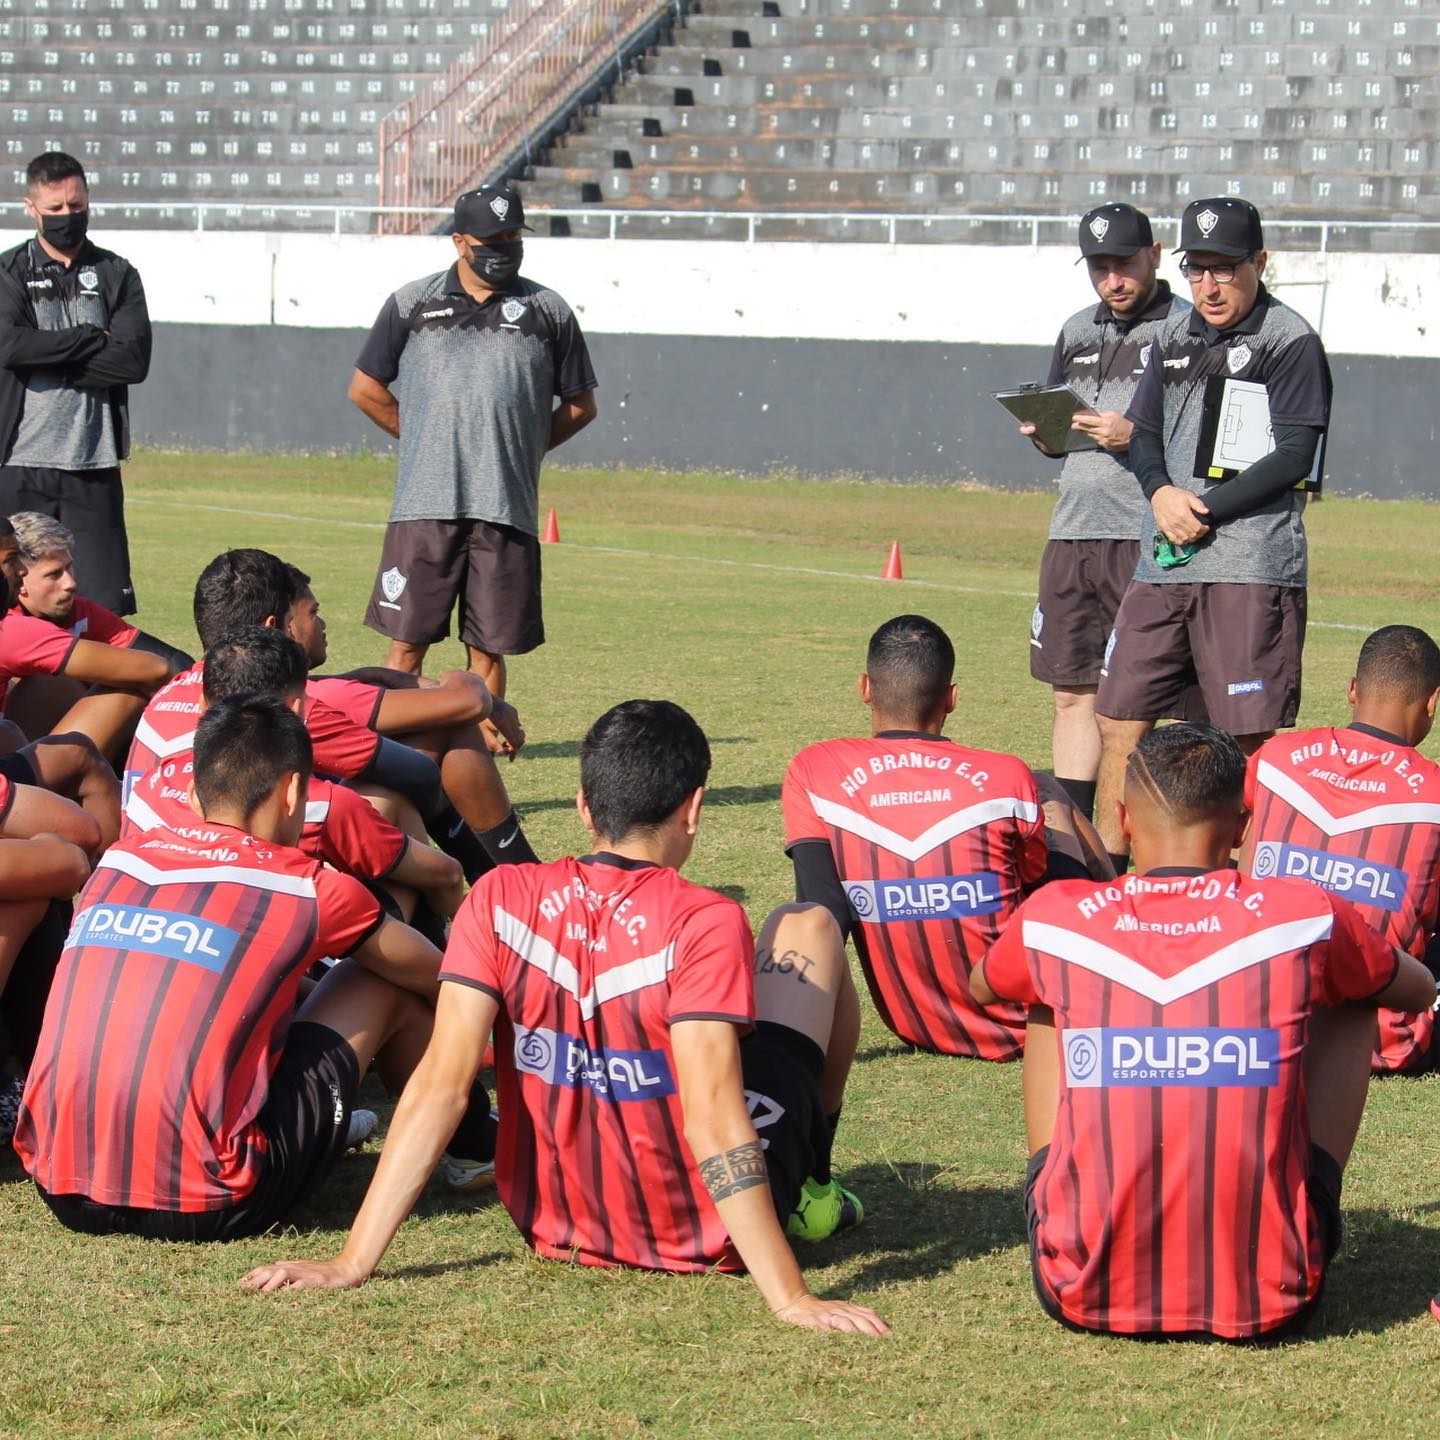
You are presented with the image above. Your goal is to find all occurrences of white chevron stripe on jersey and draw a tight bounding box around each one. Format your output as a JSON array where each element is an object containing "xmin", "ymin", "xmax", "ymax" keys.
[
  {"xmin": 1022, "ymin": 912, "xmax": 1336, "ymax": 1007},
  {"xmin": 123, "ymin": 788, "xmax": 168, "ymax": 835},
  {"xmin": 1256, "ymin": 758, "xmax": 1440, "ymax": 835},
  {"xmin": 131, "ymin": 716, "xmax": 196, "ymax": 762},
  {"xmin": 807, "ymin": 791, "xmax": 1039, "ymax": 863},
  {"xmin": 98, "ymin": 847, "xmax": 318, "ymax": 897},
  {"xmin": 493, "ymin": 906, "xmax": 676, "ymax": 1021}
]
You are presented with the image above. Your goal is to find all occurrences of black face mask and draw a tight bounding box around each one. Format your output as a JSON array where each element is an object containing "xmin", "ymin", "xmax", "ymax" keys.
[
  {"xmin": 467, "ymin": 240, "xmax": 522, "ymax": 289},
  {"xmin": 38, "ymin": 209, "xmax": 88, "ymax": 251}
]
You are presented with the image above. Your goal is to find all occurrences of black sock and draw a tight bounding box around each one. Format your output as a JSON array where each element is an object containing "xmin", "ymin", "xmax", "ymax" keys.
[
  {"xmin": 446, "ymin": 1079, "xmax": 497, "ymax": 1162},
  {"xmin": 1056, "ymin": 776, "xmax": 1097, "ymax": 822},
  {"xmin": 426, "ymin": 803, "xmax": 495, "ymax": 884},
  {"xmin": 814, "ymin": 1107, "xmax": 840, "ymax": 1186},
  {"xmin": 1107, "ymin": 851, "xmax": 1131, "ymax": 877},
  {"xmin": 477, "ymin": 811, "xmax": 539, "ymax": 866}
]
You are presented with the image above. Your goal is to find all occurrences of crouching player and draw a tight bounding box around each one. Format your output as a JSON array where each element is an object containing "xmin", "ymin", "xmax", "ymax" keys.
[
  {"xmin": 243, "ymin": 699, "xmax": 889, "ymax": 1335},
  {"xmin": 972, "ymin": 724, "xmax": 1435, "ymax": 1340},
  {"xmin": 1242, "ymin": 625, "xmax": 1440, "ymax": 1074},
  {"xmin": 14, "ymin": 697, "xmax": 495, "ymax": 1240}
]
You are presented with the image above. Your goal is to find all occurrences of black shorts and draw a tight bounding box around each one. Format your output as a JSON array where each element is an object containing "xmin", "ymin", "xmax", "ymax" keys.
[
  {"xmin": 740, "ymin": 1020, "xmax": 829, "ymax": 1220},
  {"xmin": 1023, "ymin": 1141, "xmax": 1342, "ymax": 1341},
  {"xmin": 0, "ymin": 465, "xmax": 135, "ymax": 615},
  {"xmin": 1096, "ymin": 580, "xmax": 1305, "ymax": 733},
  {"xmin": 364, "ymin": 518, "xmax": 544, "ymax": 655},
  {"xmin": 35, "ymin": 1021, "xmax": 361, "ymax": 1242},
  {"xmin": 1030, "ymin": 538, "xmax": 1139, "ymax": 687}
]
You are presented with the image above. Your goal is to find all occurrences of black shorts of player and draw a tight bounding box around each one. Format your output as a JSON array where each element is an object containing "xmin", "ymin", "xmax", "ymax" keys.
[
  {"xmin": 1030, "ymin": 538, "xmax": 1140, "ymax": 687},
  {"xmin": 0, "ymin": 465, "xmax": 135, "ymax": 615},
  {"xmin": 365, "ymin": 517, "xmax": 544, "ymax": 655},
  {"xmin": 740, "ymin": 1020, "xmax": 830, "ymax": 1221},
  {"xmin": 35, "ymin": 1021, "xmax": 361, "ymax": 1242},
  {"xmin": 1096, "ymin": 580, "xmax": 1305, "ymax": 733},
  {"xmin": 1023, "ymin": 1142, "xmax": 1342, "ymax": 1342}
]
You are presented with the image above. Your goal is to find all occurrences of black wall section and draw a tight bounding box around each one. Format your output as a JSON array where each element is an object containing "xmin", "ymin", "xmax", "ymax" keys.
[{"xmin": 138, "ymin": 323, "xmax": 1440, "ymax": 500}]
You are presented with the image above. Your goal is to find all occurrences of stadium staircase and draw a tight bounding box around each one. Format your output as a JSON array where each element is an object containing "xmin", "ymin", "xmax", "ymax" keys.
[{"xmin": 518, "ymin": 0, "xmax": 1440, "ymax": 246}]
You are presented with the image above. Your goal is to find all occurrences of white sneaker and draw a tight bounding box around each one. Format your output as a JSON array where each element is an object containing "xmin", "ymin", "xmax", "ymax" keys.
[
  {"xmin": 441, "ymin": 1152, "xmax": 496, "ymax": 1192},
  {"xmin": 345, "ymin": 1108, "xmax": 378, "ymax": 1151}
]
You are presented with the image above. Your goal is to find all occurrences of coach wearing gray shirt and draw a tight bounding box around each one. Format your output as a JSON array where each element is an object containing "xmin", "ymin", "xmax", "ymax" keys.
[
  {"xmin": 350, "ymin": 182, "xmax": 597, "ymax": 728},
  {"xmin": 0, "ymin": 151, "xmax": 152, "ymax": 616},
  {"xmin": 1020, "ymin": 203, "xmax": 1189, "ymax": 822},
  {"xmin": 1094, "ymin": 197, "xmax": 1332, "ymax": 871}
]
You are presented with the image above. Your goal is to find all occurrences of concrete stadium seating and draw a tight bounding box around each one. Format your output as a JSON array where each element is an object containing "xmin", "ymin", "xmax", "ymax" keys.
[{"xmin": 520, "ymin": 0, "xmax": 1440, "ymax": 245}]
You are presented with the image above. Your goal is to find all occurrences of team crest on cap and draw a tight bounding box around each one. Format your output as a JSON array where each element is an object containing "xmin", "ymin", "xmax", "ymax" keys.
[
  {"xmin": 1227, "ymin": 343, "xmax": 1252, "ymax": 373},
  {"xmin": 380, "ymin": 567, "xmax": 407, "ymax": 603},
  {"xmin": 79, "ymin": 268, "xmax": 98, "ymax": 291},
  {"xmin": 1196, "ymin": 208, "xmax": 1219, "ymax": 237},
  {"xmin": 1089, "ymin": 215, "xmax": 1109, "ymax": 241},
  {"xmin": 490, "ymin": 195, "xmax": 510, "ymax": 221},
  {"xmin": 501, "ymin": 298, "xmax": 526, "ymax": 323}
]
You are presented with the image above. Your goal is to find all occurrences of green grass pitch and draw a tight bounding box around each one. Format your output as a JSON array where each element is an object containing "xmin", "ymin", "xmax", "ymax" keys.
[{"xmin": 3, "ymin": 454, "xmax": 1440, "ymax": 1438}]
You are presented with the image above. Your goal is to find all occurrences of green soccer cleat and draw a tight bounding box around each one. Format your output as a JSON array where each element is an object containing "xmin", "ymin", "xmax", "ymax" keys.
[{"xmin": 785, "ymin": 1176, "xmax": 865, "ymax": 1243}]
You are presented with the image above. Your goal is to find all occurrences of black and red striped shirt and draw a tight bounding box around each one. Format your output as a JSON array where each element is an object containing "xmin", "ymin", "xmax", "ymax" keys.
[
  {"xmin": 783, "ymin": 733, "xmax": 1045, "ymax": 1058},
  {"xmin": 984, "ymin": 868, "xmax": 1396, "ymax": 1339},
  {"xmin": 15, "ymin": 825, "xmax": 383, "ymax": 1211},
  {"xmin": 1244, "ymin": 723, "xmax": 1440, "ymax": 1072},
  {"xmin": 440, "ymin": 853, "xmax": 755, "ymax": 1273}
]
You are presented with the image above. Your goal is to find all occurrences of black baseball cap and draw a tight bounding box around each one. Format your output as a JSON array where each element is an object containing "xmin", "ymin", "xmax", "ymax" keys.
[
  {"xmin": 1175, "ymin": 197, "xmax": 1264, "ymax": 257},
  {"xmin": 453, "ymin": 182, "xmax": 532, "ymax": 239},
  {"xmin": 1076, "ymin": 203, "xmax": 1154, "ymax": 260}
]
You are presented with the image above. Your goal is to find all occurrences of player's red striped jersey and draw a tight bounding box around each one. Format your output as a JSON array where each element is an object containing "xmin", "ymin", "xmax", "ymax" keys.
[
  {"xmin": 306, "ymin": 676, "xmax": 384, "ymax": 730},
  {"xmin": 122, "ymin": 748, "xmax": 407, "ymax": 881},
  {"xmin": 983, "ymin": 868, "xmax": 1397, "ymax": 1339},
  {"xmin": 14, "ymin": 826, "xmax": 383, "ymax": 1211},
  {"xmin": 11, "ymin": 596, "xmax": 140, "ymax": 649},
  {"xmin": 440, "ymin": 853, "xmax": 756, "ymax": 1273},
  {"xmin": 125, "ymin": 663, "xmax": 382, "ymax": 791},
  {"xmin": 782, "ymin": 732, "xmax": 1046, "ymax": 1058},
  {"xmin": 0, "ymin": 611, "xmax": 77, "ymax": 708},
  {"xmin": 1244, "ymin": 722, "xmax": 1440, "ymax": 1073}
]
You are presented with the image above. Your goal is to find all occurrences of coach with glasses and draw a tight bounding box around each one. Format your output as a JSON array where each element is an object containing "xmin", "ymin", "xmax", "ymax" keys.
[{"xmin": 1090, "ymin": 197, "xmax": 1333, "ymax": 874}]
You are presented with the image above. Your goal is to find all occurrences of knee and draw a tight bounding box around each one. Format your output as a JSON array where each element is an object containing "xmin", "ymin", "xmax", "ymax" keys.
[
  {"xmin": 761, "ymin": 902, "xmax": 844, "ymax": 973},
  {"xmin": 1052, "ymin": 687, "xmax": 1094, "ymax": 715}
]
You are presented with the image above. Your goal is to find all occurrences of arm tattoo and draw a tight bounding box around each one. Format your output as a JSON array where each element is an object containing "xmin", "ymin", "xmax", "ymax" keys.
[{"xmin": 697, "ymin": 1141, "xmax": 769, "ymax": 1203}]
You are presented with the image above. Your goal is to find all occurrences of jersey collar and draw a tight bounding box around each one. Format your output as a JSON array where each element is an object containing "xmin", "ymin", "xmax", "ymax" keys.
[
  {"xmin": 27, "ymin": 234, "xmax": 96, "ymax": 272},
  {"xmin": 1090, "ymin": 279, "xmax": 1175, "ymax": 330},
  {"xmin": 874, "ymin": 728, "xmax": 951, "ymax": 742},
  {"xmin": 1344, "ymin": 720, "xmax": 1410, "ymax": 748},
  {"xmin": 1140, "ymin": 865, "xmax": 1212, "ymax": 877},
  {"xmin": 581, "ymin": 851, "xmax": 660, "ymax": 871},
  {"xmin": 1185, "ymin": 283, "xmax": 1272, "ymax": 343}
]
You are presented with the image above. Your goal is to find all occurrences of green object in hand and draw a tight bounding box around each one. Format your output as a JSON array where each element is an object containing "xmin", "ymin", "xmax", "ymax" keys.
[{"xmin": 1153, "ymin": 534, "xmax": 1198, "ymax": 569}]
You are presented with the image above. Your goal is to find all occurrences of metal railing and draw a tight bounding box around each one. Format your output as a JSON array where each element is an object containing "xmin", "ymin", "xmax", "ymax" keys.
[
  {"xmin": 3, "ymin": 201, "xmax": 1440, "ymax": 251},
  {"xmin": 376, "ymin": 0, "xmax": 672, "ymax": 236}
]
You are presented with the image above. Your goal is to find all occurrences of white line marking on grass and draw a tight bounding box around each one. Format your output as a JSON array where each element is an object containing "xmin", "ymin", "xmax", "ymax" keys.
[{"xmin": 129, "ymin": 495, "xmax": 1378, "ymax": 632}]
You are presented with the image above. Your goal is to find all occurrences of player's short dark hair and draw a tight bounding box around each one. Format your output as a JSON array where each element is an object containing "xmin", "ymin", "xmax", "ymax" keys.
[
  {"xmin": 283, "ymin": 561, "xmax": 313, "ymax": 592},
  {"xmin": 203, "ymin": 626, "xmax": 308, "ymax": 705},
  {"xmin": 193, "ymin": 695, "xmax": 312, "ymax": 821},
  {"xmin": 866, "ymin": 614, "xmax": 955, "ymax": 719},
  {"xmin": 1126, "ymin": 723, "xmax": 1246, "ymax": 823},
  {"xmin": 580, "ymin": 699, "xmax": 711, "ymax": 841},
  {"xmin": 0, "ymin": 515, "xmax": 15, "ymax": 541},
  {"xmin": 25, "ymin": 151, "xmax": 86, "ymax": 192},
  {"xmin": 1355, "ymin": 625, "xmax": 1440, "ymax": 704},
  {"xmin": 193, "ymin": 549, "xmax": 302, "ymax": 652}
]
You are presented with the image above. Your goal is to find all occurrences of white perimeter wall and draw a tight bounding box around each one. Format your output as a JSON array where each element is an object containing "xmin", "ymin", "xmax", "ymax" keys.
[{"xmin": 0, "ymin": 223, "xmax": 1434, "ymax": 359}]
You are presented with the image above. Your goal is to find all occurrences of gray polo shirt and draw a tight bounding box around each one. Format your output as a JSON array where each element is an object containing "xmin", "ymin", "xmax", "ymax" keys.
[
  {"xmin": 7, "ymin": 240, "xmax": 119, "ymax": 470},
  {"xmin": 356, "ymin": 265, "xmax": 596, "ymax": 535},
  {"xmin": 1043, "ymin": 282, "xmax": 1191, "ymax": 541},
  {"xmin": 1125, "ymin": 287, "xmax": 1331, "ymax": 588}
]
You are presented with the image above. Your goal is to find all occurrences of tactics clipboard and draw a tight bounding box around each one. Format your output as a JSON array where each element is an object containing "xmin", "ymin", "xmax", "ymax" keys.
[
  {"xmin": 994, "ymin": 382, "xmax": 1099, "ymax": 455},
  {"xmin": 1194, "ymin": 375, "xmax": 1324, "ymax": 493}
]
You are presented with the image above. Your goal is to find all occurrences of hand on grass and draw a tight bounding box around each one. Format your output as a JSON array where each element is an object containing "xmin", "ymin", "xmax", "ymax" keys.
[
  {"xmin": 772, "ymin": 1293, "xmax": 891, "ymax": 1335},
  {"xmin": 240, "ymin": 1258, "xmax": 366, "ymax": 1293}
]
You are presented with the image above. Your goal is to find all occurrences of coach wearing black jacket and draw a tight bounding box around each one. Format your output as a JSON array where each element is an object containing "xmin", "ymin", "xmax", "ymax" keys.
[{"xmin": 0, "ymin": 152, "xmax": 151, "ymax": 615}]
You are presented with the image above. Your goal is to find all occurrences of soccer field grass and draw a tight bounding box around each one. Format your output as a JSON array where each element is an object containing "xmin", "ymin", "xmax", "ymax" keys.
[{"xmin": 3, "ymin": 454, "xmax": 1440, "ymax": 1439}]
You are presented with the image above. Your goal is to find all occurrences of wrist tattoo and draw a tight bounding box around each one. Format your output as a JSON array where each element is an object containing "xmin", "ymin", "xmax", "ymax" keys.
[{"xmin": 697, "ymin": 1141, "xmax": 768, "ymax": 1203}]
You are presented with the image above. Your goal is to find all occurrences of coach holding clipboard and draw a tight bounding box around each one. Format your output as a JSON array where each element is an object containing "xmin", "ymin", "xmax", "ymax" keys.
[{"xmin": 1092, "ymin": 197, "xmax": 1333, "ymax": 875}]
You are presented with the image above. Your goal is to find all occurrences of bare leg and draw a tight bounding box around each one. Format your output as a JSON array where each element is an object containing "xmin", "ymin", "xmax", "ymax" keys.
[
  {"xmin": 1052, "ymin": 685, "xmax": 1101, "ymax": 785},
  {"xmin": 0, "ymin": 897, "xmax": 54, "ymax": 1010},
  {"xmin": 383, "ymin": 640, "xmax": 428, "ymax": 677},
  {"xmin": 1035, "ymin": 774, "xmax": 1115, "ymax": 882},
  {"xmin": 1094, "ymin": 714, "xmax": 1154, "ymax": 861},
  {"xmin": 465, "ymin": 647, "xmax": 506, "ymax": 696},
  {"xmin": 0, "ymin": 720, "xmax": 26, "ymax": 757},
  {"xmin": 1021, "ymin": 1006, "xmax": 1060, "ymax": 1156},
  {"xmin": 1304, "ymin": 1003, "xmax": 1378, "ymax": 1169},
  {"xmin": 1232, "ymin": 731, "xmax": 1275, "ymax": 757},
  {"xmin": 5, "ymin": 676, "xmax": 86, "ymax": 743},
  {"xmin": 52, "ymin": 691, "xmax": 149, "ymax": 766},
  {"xmin": 391, "ymin": 725, "xmax": 514, "ymax": 832},
  {"xmin": 296, "ymin": 958, "xmax": 434, "ymax": 1094}
]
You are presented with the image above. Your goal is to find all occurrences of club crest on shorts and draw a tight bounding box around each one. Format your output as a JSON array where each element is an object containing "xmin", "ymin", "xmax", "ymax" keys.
[
  {"xmin": 1089, "ymin": 215, "xmax": 1109, "ymax": 242},
  {"xmin": 490, "ymin": 195, "xmax": 509, "ymax": 221},
  {"xmin": 79, "ymin": 268, "xmax": 98, "ymax": 291},
  {"xmin": 1031, "ymin": 605, "xmax": 1044, "ymax": 641},
  {"xmin": 1227, "ymin": 343, "xmax": 1252, "ymax": 374},
  {"xmin": 380, "ymin": 567, "xmax": 407, "ymax": 603},
  {"xmin": 501, "ymin": 298, "xmax": 527, "ymax": 323},
  {"xmin": 1196, "ymin": 208, "xmax": 1219, "ymax": 237}
]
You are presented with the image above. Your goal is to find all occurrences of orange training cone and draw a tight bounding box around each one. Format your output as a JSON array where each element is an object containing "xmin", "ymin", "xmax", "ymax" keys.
[
  {"xmin": 541, "ymin": 507, "xmax": 561, "ymax": 544},
  {"xmin": 882, "ymin": 540, "xmax": 903, "ymax": 580}
]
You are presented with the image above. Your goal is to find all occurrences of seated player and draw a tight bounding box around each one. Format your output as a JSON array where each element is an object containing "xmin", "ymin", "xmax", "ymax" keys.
[
  {"xmin": 0, "ymin": 516, "xmax": 170, "ymax": 761},
  {"xmin": 123, "ymin": 627, "xmax": 464, "ymax": 931},
  {"xmin": 1241, "ymin": 625, "xmax": 1440, "ymax": 1074},
  {"xmin": 279, "ymin": 562, "xmax": 539, "ymax": 875},
  {"xmin": 782, "ymin": 614, "xmax": 1108, "ymax": 1060},
  {"xmin": 973, "ymin": 724, "xmax": 1436, "ymax": 1341},
  {"xmin": 242, "ymin": 699, "xmax": 889, "ymax": 1336},
  {"xmin": 14, "ymin": 696, "xmax": 496, "ymax": 1240}
]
